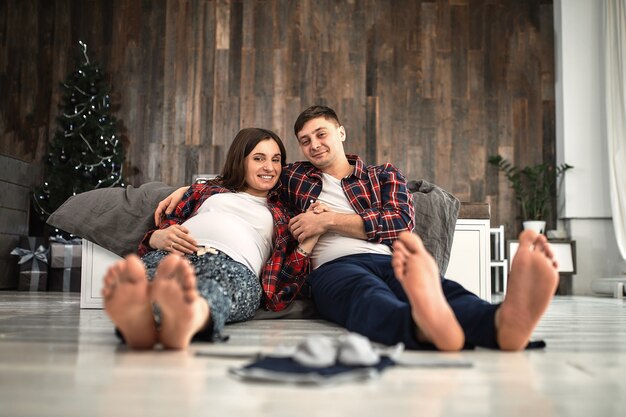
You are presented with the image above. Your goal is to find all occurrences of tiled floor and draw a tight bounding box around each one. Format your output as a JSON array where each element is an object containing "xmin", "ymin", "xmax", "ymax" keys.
[{"xmin": 0, "ymin": 292, "xmax": 625, "ymax": 417}]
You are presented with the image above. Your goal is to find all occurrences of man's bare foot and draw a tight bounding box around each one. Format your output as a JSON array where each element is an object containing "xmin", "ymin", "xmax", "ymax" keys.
[
  {"xmin": 496, "ymin": 230, "xmax": 559, "ymax": 351},
  {"xmin": 102, "ymin": 255, "xmax": 157, "ymax": 350},
  {"xmin": 392, "ymin": 232, "xmax": 464, "ymax": 351},
  {"xmin": 151, "ymin": 255, "xmax": 210, "ymax": 349}
]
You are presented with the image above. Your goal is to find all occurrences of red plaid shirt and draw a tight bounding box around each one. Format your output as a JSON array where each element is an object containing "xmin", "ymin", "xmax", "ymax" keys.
[
  {"xmin": 138, "ymin": 184, "xmax": 309, "ymax": 312},
  {"xmin": 279, "ymin": 155, "xmax": 415, "ymax": 246}
]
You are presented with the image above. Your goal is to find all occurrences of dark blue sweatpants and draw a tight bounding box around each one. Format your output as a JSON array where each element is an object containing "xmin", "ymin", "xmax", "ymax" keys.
[{"xmin": 307, "ymin": 253, "xmax": 500, "ymax": 350}]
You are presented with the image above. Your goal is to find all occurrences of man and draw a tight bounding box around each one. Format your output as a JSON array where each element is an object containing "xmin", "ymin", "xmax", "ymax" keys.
[{"xmin": 158, "ymin": 105, "xmax": 560, "ymax": 351}]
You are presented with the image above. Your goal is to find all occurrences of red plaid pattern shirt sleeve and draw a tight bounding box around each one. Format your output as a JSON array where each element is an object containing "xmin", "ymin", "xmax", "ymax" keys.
[
  {"xmin": 346, "ymin": 160, "xmax": 415, "ymax": 245},
  {"xmin": 261, "ymin": 196, "xmax": 311, "ymax": 311}
]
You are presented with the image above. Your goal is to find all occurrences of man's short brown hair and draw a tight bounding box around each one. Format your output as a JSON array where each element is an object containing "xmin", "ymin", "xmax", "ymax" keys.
[{"xmin": 293, "ymin": 105, "xmax": 341, "ymax": 137}]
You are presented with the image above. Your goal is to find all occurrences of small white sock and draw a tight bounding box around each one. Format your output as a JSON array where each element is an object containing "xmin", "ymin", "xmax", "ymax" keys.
[
  {"xmin": 292, "ymin": 335, "xmax": 336, "ymax": 367},
  {"xmin": 336, "ymin": 333, "xmax": 380, "ymax": 366}
]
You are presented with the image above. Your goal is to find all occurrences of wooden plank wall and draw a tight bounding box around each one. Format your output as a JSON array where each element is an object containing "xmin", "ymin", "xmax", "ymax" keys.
[
  {"xmin": 0, "ymin": 0, "xmax": 555, "ymax": 242},
  {"xmin": 0, "ymin": 156, "xmax": 40, "ymax": 288}
]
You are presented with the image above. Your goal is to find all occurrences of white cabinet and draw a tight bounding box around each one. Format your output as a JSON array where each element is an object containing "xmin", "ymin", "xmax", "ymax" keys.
[
  {"xmin": 80, "ymin": 218, "xmax": 492, "ymax": 308},
  {"xmin": 80, "ymin": 239, "xmax": 120, "ymax": 308},
  {"xmin": 445, "ymin": 219, "xmax": 491, "ymax": 301}
]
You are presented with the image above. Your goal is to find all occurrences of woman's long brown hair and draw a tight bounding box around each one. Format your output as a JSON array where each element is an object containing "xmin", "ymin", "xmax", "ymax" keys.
[{"xmin": 210, "ymin": 128, "xmax": 286, "ymax": 191}]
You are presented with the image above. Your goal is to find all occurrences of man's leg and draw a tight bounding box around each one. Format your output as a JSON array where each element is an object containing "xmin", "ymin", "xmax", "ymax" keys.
[
  {"xmin": 308, "ymin": 254, "xmax": 427, "ymax": 349},
  {"xmin": 102, "ymin": 255, "xmax": 157, "ymax": 350},
  {"xmin": 442, "ymin": 229, "xmax": 558, "ymax": 350},
  {"xmin": 496, "ymin": 230, "xmax": 559, "ymax": 350},
  {"xmin": 392, "ymin": 232, "xmax": 465, "ymax": 351},
  {"xmin": 441, "ymin": 278, "xmax": 500, "ymax": 349}
]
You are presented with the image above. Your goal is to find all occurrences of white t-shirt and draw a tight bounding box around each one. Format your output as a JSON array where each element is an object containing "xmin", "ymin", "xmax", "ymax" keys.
[
  {"xmin": 310, "ymin": 173, "xmax": 392, "ymax": 269},
  {"xmin": 182, "ymin": 192, "xmax": 273, "ymax": 277}
]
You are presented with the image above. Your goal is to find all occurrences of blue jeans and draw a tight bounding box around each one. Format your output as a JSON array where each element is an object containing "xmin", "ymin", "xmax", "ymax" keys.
[{"xmin": 307, "ymin": 253, "xmax": 500, "ymax": 350}]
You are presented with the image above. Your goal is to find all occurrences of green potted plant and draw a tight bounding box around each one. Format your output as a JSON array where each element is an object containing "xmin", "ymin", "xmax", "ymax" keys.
[{"xmin": 488, "ymin": 155, "xmax": 573, "ymax": 234}]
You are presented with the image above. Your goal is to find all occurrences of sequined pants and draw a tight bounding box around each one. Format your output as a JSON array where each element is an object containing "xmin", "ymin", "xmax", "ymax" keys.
[{"xmin": 141, "ymin": 249, "xmax": 262, "ymax": 341}]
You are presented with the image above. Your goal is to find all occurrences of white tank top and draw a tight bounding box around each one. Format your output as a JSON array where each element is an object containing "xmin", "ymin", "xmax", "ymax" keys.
[
  {"xmin": 182, "ymin": 192, "xmax": 273, "ymax": 277},
  {"xmin": 311, "ymin": 173, "xmax": 392, "ymax": 269}
]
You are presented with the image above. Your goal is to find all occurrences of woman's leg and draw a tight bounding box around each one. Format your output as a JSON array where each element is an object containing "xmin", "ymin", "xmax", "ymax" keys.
[
  {"xmin": 150, "ymin": 255, "xmax": 210, "ymax": 349},
  {"xmin": 102, "ymin": 254, "xmax": 157, "ymax": 350},
  {"xmin": 141, "ymin": 250, "xmax": 262, "ymax": 346},
  {"xmin": 188, "ymin": 251, "xmax": 262, "ymax": 342}
]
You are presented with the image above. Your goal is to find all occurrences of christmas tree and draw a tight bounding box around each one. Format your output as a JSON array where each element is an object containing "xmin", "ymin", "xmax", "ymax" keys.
[{"xmin": 33, "ymin": 41, "xmax": 126, "ymax": 219}]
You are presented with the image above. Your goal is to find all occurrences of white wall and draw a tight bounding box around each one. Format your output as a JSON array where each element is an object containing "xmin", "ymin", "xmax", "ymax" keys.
[{"xmin": 554, "ymin": 0, "xmax": 626, "ymax": 295}]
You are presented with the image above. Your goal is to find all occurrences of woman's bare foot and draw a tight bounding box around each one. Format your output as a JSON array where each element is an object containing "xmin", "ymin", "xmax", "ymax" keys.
[
  {"xmin": 151, "ymin": 255, "xmax": 210, "ymax": 349},
  {"xmin": 496, "ymin": 230, "xmax": 560, "ymax": 351},
  {"xmin": 102, "ymin": 255, "xmax": 157, "ymax": 350},
  {"xmin": 392, "ymin": 232, "xmax": 465, "ymax": 351}
]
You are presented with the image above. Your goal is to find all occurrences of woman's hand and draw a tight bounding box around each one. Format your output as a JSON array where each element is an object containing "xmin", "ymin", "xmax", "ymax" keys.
[
  {"xmin": 154, "ymin": 186, "xmax": 190, "ymax": 226},
  {"xmin": 307, "ymin": 201, "xmax": 330, "ymax": 214},
  {"xmin": 148, "ymin": 225, "xmax": 198, "ymax": 255},
  {"xmin": 297, "ymin": 234, "xmax": 321, "ymax": 257}
]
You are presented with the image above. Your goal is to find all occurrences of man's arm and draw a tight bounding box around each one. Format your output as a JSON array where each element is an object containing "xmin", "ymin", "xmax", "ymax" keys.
[
  {"xmin": 357, "ymin": 163, "xmax": 414, "ymax": 244},
  {"xmin": 289, "ymin": 209, "xmax": 367, "ymax": 242},
  {"xmin": 288, "ymin": 165, "xmax": 414, "ymax": 244}
]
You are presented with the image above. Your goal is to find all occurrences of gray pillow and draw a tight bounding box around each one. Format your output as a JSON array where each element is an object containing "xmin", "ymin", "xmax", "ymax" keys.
[
  {"xmin": 408, "ymin": 179, "xmax": 460, "ymax": 275},
  {"xmin": 47, "ymin": 182, "xmax": 177, "ymax": 257}
]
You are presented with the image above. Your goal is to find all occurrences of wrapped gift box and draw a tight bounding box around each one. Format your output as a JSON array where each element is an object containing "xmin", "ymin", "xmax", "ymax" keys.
[
  {"xmin": 48, "ymin": 268, "xmax": 81, "ymax": 292},
  {"xmin": 50, "ymin": 240, "xmax": 82, "ymax": 268},
  {"xmin": 11, "ymin": 237, "xmax": 49, "ymax": 292},
  {"xmin": 19, "ymin": 271, "xmax": 48, "ymax": 292},
  {"xmin": 48, "ymin": 238, "xmax": 82, "ymax": 292}
]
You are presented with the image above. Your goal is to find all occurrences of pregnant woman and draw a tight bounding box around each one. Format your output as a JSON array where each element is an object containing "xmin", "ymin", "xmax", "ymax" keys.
[{"xmin": 102, "ymin": 128, "xmax": 317, "ymax": 350}]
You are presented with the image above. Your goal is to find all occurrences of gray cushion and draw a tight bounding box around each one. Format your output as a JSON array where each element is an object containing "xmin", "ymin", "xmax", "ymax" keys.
[
  {"xmin": 47, "ymin": 182, "xmax": 177, "ymax": 257},
  {"xmin": 408, "ymin": 179, "xmax": 460, "ymax": 275}
]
